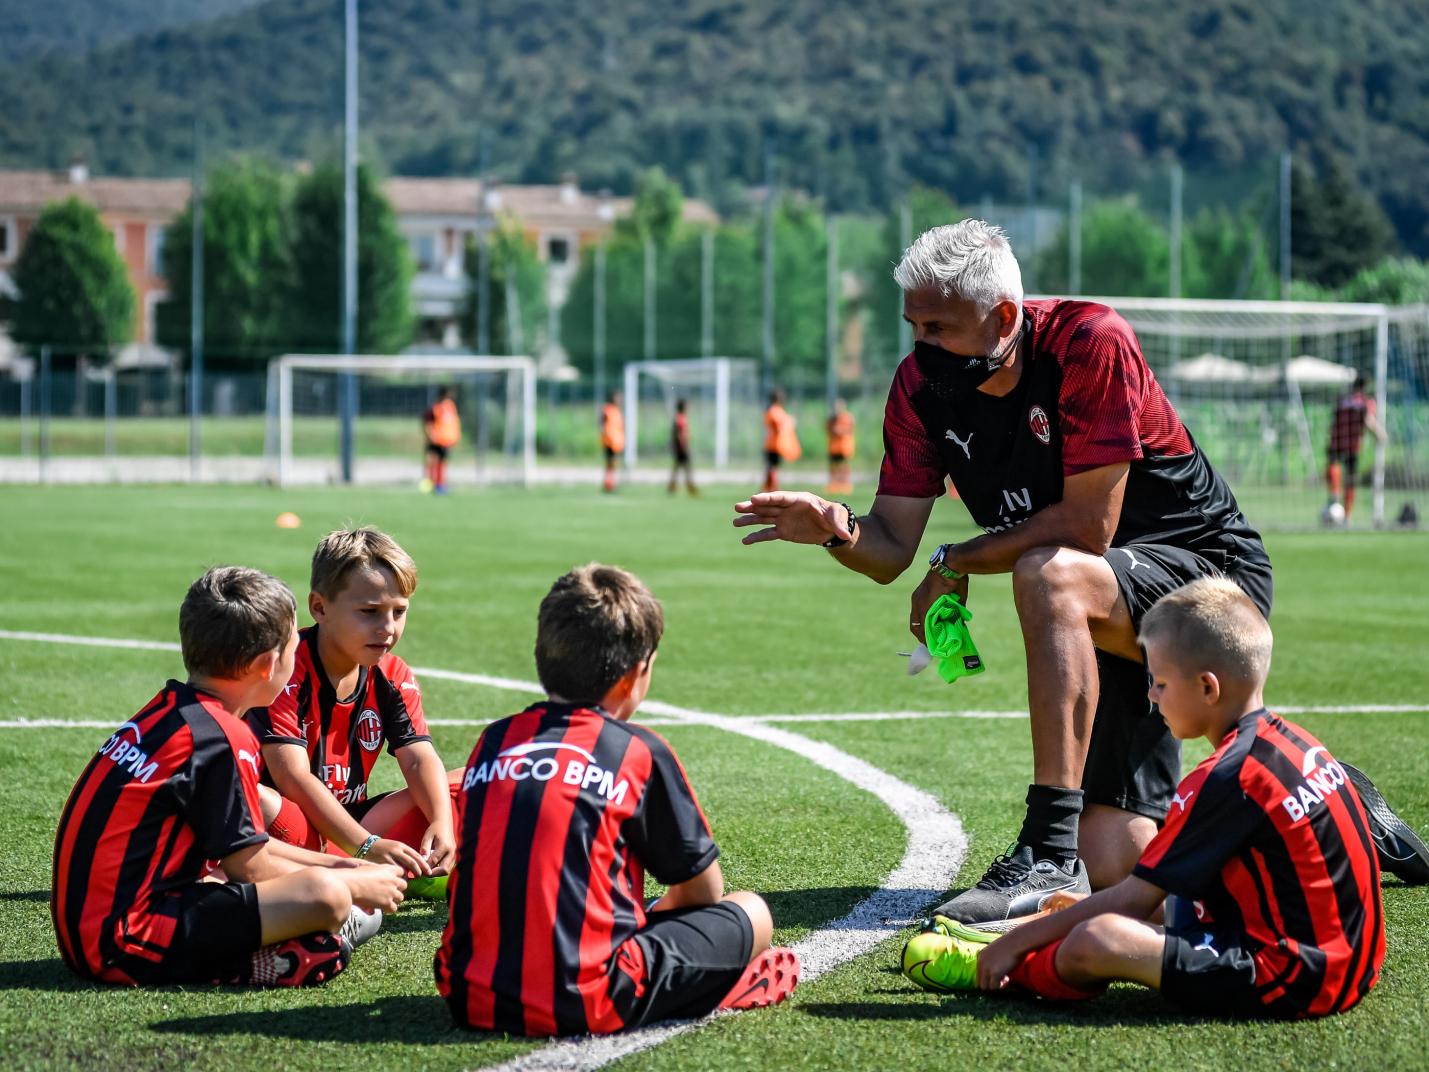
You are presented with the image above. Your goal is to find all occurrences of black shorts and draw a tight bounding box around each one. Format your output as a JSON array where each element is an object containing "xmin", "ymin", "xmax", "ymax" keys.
[
  {"xmin": 1085, "ymin": 543, "xmax": 1274, "ymax": 820},
  {"xmin": 426, "ymin": 442, "xmax": 449, "ymax": 461},
  {"xmin": 604, "ymin": 446, "xmax": 618, "ymax": 463},
  {"xmin": 1161, "ymin": 926, "xmax": 1266, "ymax": 1017},
  {"xmin": 113, "ymin": 880, "xmax": 263, "ymax": 985},
  {"xmin": 765, "ymin": 450, "xmax": 782, "ymax": 469},
  {"xmin": 345, "ymin": 789, "xmax": 394, "ymax": 823},
  {"xmin": 673, "ymin": 447, "xmax": 691, "ymax": 465},
  {"xmin": 828, "ymin": 451, "xmax": 850, "ymax": 463},
  {"xmin": 1327, "ymin": 450, "xmax": 1360, "ymax": 481},
  {"xmin": 616, "ymin": 902, "xmax": 755, "ymax": 1028}
]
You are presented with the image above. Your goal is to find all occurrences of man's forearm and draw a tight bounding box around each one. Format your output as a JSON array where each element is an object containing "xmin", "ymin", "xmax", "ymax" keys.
[
  {"xmin": 949, "ymin": 501, "xmax": 1105, "ymax": 576},
  {"xmin": 829, "ymin": 510, "xmax": 919, "ymax": 585}
]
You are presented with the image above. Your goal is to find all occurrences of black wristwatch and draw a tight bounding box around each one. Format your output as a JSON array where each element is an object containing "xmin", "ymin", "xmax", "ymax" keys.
[
  {"xmin": 929, "ymin": 542, "xmax": 963, "ymax": 580},
  {"xmin": 822, "ymin": 503, "xmax": 858, "ymax": 548}
]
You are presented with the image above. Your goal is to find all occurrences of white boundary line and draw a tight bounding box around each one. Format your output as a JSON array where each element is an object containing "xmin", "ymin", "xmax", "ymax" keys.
[{"xmin": 1, "ymin": 627, "xmax": 966, "ymax": 1071}]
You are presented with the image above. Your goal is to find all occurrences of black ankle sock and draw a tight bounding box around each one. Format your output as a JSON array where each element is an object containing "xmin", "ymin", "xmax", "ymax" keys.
[{"xmin": 1016, "ymin": 784, "xmax": 1084, "ymax": 868}]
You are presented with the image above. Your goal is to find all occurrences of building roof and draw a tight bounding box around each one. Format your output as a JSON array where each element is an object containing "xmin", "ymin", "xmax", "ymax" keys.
[{"xmin": 0, "ymin": 170, "xmax": 191, "ymax": 217}]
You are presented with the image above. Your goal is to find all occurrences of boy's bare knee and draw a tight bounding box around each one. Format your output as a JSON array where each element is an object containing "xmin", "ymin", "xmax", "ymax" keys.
[
  {"xmin": 308, "ymin": 869, "xmax": 353, "ymax": 932},
  {"xmin": 722, "ymin": 891, "xmax": 773, "ymax": 955},
  {"xmin": 257, "ymin": 784, "xmax": 282, "ymax": 826}
]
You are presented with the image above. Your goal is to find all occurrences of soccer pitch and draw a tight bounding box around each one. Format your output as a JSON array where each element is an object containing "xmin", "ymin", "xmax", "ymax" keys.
[{"xmin": 1, "ymin": 484, "xmax": 1427, "ymax": 1071}]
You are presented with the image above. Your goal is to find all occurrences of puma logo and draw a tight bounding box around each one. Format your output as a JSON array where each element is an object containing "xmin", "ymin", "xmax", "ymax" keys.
[
  {"xmin": 1121, "ymin": 548, "xmax": 1147, "ymax": 571},
  {"xmin": 1171, "ymin": 790, "xmax": 1194, "ymax": 813},
  {"xmin": 945, "ymin": 428, "xmax": 974, "ymax": 459}
]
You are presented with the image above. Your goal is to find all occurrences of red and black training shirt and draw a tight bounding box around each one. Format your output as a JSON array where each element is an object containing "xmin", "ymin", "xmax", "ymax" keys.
[
  {"xmin": 879, "ymin": 299, "xmax": 1264, "ymax": 556},
  {"xmin": 1329, "ymin": 390, "xmax": 1375, "ymax": 457},
  {"xmin": 435, "ymin": 702, "xmax": 719, "ymax": 1036},
  {"xmin": 1134, "ymin": 709, "xmax": 1384, "ymax": 1017},
  {"xmin": 246, "ymin": 625, "xmax": 430, "ymax": 808},
  {"xmin": 52, "ymin": 680, "xmax": 268, "ymax": 982}
]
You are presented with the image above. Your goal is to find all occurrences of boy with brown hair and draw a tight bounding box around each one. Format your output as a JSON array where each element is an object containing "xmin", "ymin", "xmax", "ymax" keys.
[
  {"xmin": 903, "ymin": 577, "xmax": 1386, "ymax": 1019},
  {"xmin": 52, "ymin": 566, "xmax": 406, "ymax": 988},
  {"xmin": 247, "ymin": 527, "xmax": 461, "ymax": 885},
  {"xmin": 436, "ymin": 563, "xmax": 799, "ymax": 1036}
]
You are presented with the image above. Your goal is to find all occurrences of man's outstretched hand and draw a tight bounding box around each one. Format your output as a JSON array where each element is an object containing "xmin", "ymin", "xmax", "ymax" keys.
[{"xmin": 733, "ymin": 492, "xmax": 851, "ymax": 546}]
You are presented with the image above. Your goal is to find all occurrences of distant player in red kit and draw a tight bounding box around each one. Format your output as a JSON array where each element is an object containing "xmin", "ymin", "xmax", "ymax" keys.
[
  {"xmin": 1325, "ymin": 374, "xmax": 1385, "ymax": 523},
  {"xmin": 668, "ymin": 397, "xmax": 698, "ymax": 495}
]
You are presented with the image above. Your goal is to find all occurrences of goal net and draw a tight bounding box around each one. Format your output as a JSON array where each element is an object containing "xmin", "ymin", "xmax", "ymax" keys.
[
  {"xmin": 264, "ymin": 354, "xmax": 537, "ymax": 487},
  {"xmin": 1091, "ymin": 298, "xmax": 1429, "ymax": 531},
  {"xmin": 621, "ymin": 358, "xmax": 761, "ymax": 471}
]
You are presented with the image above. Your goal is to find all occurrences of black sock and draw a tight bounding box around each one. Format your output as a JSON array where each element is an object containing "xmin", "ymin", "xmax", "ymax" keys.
[{"xmin": 1016, "ymin": 784, "xmax": 1084, "ymax": 868}]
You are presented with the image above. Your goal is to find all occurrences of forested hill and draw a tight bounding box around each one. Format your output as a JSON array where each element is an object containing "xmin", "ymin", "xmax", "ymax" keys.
[
  {"xmin": 2, "ymin": 0, "xmax": 1427, "ymax": 253},
  {"xmin": 0, "ymin": 0, "xmax": 264, "ymax": 63}
]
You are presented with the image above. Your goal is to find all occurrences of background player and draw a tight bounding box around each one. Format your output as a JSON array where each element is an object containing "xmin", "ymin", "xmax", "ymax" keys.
[
  {"xmin": 762, "ymin": 388, "xmax": 801, "ymax": 492},
  {"xmin": 601, "ymin": 390, "xmax": 625, "ymax": 493},
  {"xmin": 668, "ymin": 397, "xmax": 698, "ymax": 495},
  {"xmin": 904, "ymin": 579, "xmax": 1384, "ymax": 1020},
  {"xmin": 435, "ymin": 563, "xmax": 798, "ymax": 1036},
  {"xmin": 52, "ymin": 566, "xmax": 405, "ymax": 988},
  {"xmin": 248, "ymin": 528, "xmax": 460, "ymax": 886},
  {"xmin": 422, "ymin": 384, "xmax": 462, "ymax": 495},
  {"xmin": 826, "ymin": 397, "xmax": 855, "ymax": 495},
  {"xmin": 1325, "ymin": 373, "xmax": 1385, "ymax": 524}
]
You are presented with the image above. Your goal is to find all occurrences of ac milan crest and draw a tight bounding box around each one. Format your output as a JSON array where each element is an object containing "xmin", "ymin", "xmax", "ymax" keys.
[
  {"xmin": 356, "ymin": 709, "xmax": 383, "ymax": 752},
  {"xmin": 1028, "ymin": 405, "xmax": 1051, "ymax": 444}
]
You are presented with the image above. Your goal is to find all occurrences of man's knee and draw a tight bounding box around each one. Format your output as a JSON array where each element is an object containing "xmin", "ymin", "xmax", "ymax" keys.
[{"xmin": 1013, "ymin": 546, "xmax": 1095, "ymax": 614}]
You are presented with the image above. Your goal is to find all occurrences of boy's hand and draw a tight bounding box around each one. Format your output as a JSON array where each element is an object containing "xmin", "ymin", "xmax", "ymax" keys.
[
  {"xmin": 420, "ymin": 823, "xmax": 456, "ymax": 876},
  {"xmin": 344, "ymin": 863, "xmax": 407, "ymax": 914},
  {"xmin": 975, "ymin": 935, "xmax": 1028, "ymax": 991},
  {"xmin": 367, "ymin": 837, "xmax": 431, "ymax": 876}
]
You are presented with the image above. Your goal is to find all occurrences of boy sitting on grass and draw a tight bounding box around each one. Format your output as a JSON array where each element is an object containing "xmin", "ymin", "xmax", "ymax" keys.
[
  {"xmin": 904, "ymin": 577, "xmax": 1384, "ymax": 1019},
  {"xmin": 52, "ymin": 567, "xmax": 406, "ymax": 987},
  {"xmin": 247, "ymin": 527, "xmax": 461, "ymax": 889},
  {"xmin": 435, "ymin": 563, "xmax": 800, "ymax": 1036}
]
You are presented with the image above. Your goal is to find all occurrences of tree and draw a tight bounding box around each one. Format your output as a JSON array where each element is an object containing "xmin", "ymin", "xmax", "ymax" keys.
[
  {"xmin": 156, "ymin": 157, "xmax": 293, "ymax": 367},
  {"xmin": 857, "ymin": 186, "xmax": 961, "ymax": 365},
  {"xmin": 1182, "ymin": 207, "xmax": 1276, "ymax": 300},
  {"xmin": 460, "ymin": 217, "xmax": 546, "ymax": 355},
  {"xmin": 1035, "ymin": 198, "xmax": 1170, "ymax": 298},
  {"xmin": 615, "ymin": 167, "xmax": 684, "ymax": 248},
  {"xmin": 1333, "ymin": 257, "xmax": 1429, "ymax": 305},
  {"xmin": 287, "ymin": 163, "xmax": 414, "ymax": 353},
  {"xmin": 10, "ymin": 197, "xmax": 134, "ymax": 353},
  {"xmin": 1291, "ymin": 156, "xmax": 1397, "ymax": 289}
]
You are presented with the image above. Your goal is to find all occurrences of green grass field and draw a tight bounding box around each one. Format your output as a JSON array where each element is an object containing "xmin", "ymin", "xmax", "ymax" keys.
[{"xmin": 1, "ymin": 484, "xmax": 1426, "ymax": 1071}]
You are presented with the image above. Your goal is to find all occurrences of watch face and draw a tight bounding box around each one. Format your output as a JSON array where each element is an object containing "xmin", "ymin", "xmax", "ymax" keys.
[{"xmin": 929, "ymin": 545, "xmax": 945, "ymax": 569}]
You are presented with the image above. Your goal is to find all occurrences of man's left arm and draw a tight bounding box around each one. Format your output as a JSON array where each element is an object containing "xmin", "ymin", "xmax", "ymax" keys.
[{"xmin": 945, "ymin": 462, "xmax": 1129, "ymax": 576}]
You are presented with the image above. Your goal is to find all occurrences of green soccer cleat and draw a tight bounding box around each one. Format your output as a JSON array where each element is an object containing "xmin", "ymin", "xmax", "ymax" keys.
[
  {"xmin": 405, "ymin": 874, "xmax": 449, "ymax": 901},
  {"xmin": 921, "ymin": 914, "xmax": 1002, "ymax": 945},
  {"xmin": 901, "ymin": 930, "xmax": 981, "ymax": 993}
]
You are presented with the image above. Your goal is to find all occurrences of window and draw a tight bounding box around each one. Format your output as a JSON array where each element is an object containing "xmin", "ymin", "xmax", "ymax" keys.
[
  {"xmin": 147, "ymin": 225, "xmax": 167, "ymax": 276},
  {"xmin": 546, "ymin": 235, "xmax": 571, "ymax": 264},
  {"xmin": 0, "ymin": 216, "xmax": 13, "ymax": 260},
  {"xmin": 409, "ymin": 232, "xmax": 439, "ymax": 272}
]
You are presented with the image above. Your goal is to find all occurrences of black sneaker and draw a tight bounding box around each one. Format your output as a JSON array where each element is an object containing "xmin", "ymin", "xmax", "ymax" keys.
[
  {"xmin": 932, "ymin": 843, "xmax": 1090, "ymax": 924},
  {"xmin": 1342, "ymin": 762, "xmax": 1429, "ymax": 885}
]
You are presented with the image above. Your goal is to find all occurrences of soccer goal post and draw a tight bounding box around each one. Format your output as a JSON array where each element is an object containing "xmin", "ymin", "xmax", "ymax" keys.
[
  {"xmin": 1082, "ymin": 297, "xmax": 1429, "ymax": 530},
  {"xmin": 621, "ymin": 357, "xmax": 760, "ymax": 470},
  {"xmin": 264, "ymin": 354, "xmax": 537, "ymax": 487}
]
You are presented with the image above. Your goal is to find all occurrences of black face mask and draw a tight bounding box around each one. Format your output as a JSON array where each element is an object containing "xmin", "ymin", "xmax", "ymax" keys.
[{"xmin": 913, "ymin": 320, "xmax": 1025, "ymax": 401}]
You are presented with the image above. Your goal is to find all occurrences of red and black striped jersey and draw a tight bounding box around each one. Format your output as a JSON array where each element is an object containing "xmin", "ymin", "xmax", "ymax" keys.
[
  {"xmin": 435, "ymin": 702, "xmax": 719, "ymax": 1036},
  {"xmin": 878, "ymin": 299, "xmax": 1263, "ymax": 555},
  {"xmin": 1134, "ymin": 709, "xmax": 1384, "ymax": 1017},
  {"xmin": 246, "ymin": 625, "xmax": 430, "ymax": 807},
  {"xmin": 51, "ymin": 680, "xmax": 268, "ymax": 983},
  {"xmin": 1329, "ymin": 391, "xmax": 1374, "ymax": 456}
]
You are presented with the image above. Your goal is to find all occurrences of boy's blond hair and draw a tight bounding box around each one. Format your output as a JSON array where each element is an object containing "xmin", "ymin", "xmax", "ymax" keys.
[
  {"xmin": 1139, "ymin": 577, "xmax": 1273, "ymax": 686},
  {"xmin": 180, "ymin": 566, "xmax": 295, "ymax": 679},
  {"xmin": 535, "ymin": 564, "xmax": 664, "ymax": 705},
  {"xmin": 310, "ymin": 527, "xmax": 418, "ymax": 599}
]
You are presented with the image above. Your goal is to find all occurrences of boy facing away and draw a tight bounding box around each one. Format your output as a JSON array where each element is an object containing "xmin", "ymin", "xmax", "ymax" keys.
[
  {"xmin": 904, "ymin": 577, "xmax": 1385, "ymax": 1019},
  {"xmin": 436, "ymin": 564, "xmax": 799, "ymax": 1036},
  {"xmin": 52, "ymin": 567, "xmax": 406, "ymax": 988},
  {"xmin": 247, "ymin": 528, "xmax": 462, "ymax": 882}
]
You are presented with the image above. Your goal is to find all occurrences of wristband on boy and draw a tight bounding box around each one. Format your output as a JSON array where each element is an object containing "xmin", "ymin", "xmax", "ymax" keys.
[{"xmin": 356, "ymin": 833, "xmax": 380, "ymax": 859}]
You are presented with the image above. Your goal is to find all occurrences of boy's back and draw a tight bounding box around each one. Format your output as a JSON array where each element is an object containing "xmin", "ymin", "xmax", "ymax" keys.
[
  {"xmin": 436, "ymin": 701, "xmax": 718, "ymax": 1036},
  {"xmin": 1135, "ymin": 708, "xmax": 1384, "ymax": 1017},
  {"xmin": 53, "ymin": 680, "xmax": 268, "ymax": 983}
]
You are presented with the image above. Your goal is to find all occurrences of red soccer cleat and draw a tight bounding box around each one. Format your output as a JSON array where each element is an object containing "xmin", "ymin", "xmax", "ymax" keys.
[
  {"xmin": 718, "ymin": 946, "xmax": 800, "ymax": 1011},
  {"xmin": 225, "ymin": 931, "xmax": 353, "ymax": 988}
]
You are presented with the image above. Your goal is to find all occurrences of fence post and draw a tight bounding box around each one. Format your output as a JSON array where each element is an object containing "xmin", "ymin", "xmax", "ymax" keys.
[
  {"xmin": 1372, "ymin": 311, "xmax": 1390, "ymax": 528},
  {"xmin": 38, "ymin": 345, "xmax": 51, "ymax": 484}
]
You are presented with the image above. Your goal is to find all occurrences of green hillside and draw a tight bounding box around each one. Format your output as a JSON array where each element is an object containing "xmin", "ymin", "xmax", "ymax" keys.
[
  {"xmin": 0, "ymin": 0, "xmax": 264, "ymax": 63},
  {"xmin": 2, "ymin": 0, "xmax": 1427, "ymax": 253}
]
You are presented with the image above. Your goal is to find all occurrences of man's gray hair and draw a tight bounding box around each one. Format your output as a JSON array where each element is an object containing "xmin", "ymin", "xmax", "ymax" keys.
[{"xmin": 893, "ymin": 219, "xmax": 1024, "ymax": 313}]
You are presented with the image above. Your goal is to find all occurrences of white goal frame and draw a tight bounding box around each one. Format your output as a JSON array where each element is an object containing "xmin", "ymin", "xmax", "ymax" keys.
[
  {"xmin": 621, "ymin": 357, "xmax": 757, "ymax": 469},
  {"xmin": 266, "ymin": 354, "xmax": 537, "ymax": 487}
]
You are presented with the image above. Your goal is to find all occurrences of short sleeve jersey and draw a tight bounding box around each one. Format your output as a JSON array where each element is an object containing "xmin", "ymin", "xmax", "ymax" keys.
[
  {"xmin": 1329, "ymin": 391, "xmax": 1374, "ymax": 456},
  {"xmin": 52, "ymin": 680, "xmax": 268, "ymax": 982},
  {"xmin": 246, "ymin": 626, "xmax": 430, "ymax": 807},
  {"xmin": 878, "ymin": 299, "xmax": 1264, "ymax": 554},
  {"xmin": 1134, "ymin": 710, "xmax": 1384, "ymax": 1017},
  {"xmin": 435, "ymin": 702, "xmax": 719, "ymax": 1037}
]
